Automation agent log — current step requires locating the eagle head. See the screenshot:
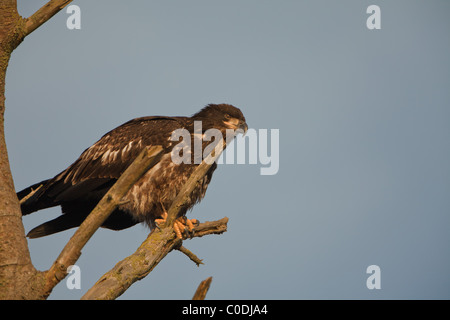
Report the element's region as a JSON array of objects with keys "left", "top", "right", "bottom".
[{"left": 193, "top": 103, "right": 248, "bottom": 133}]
